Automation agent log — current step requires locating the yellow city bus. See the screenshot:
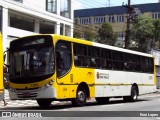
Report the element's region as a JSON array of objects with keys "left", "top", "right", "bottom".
[
  {"left": 0, "top": 33, "right": 4, "bottom": 101},
  {"left": 7, "top": 34, "right": 156, "bottom": 107}
]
